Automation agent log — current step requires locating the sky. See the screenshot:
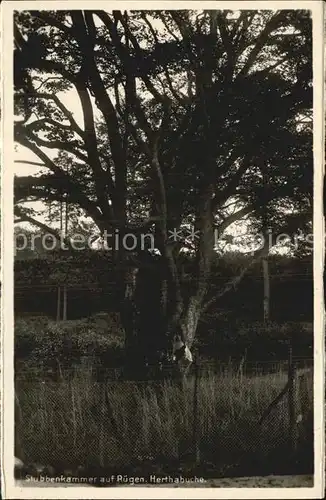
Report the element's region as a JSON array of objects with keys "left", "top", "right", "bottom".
[{"left": 15, "top": 84, "right": 91, "bottom": 223}]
